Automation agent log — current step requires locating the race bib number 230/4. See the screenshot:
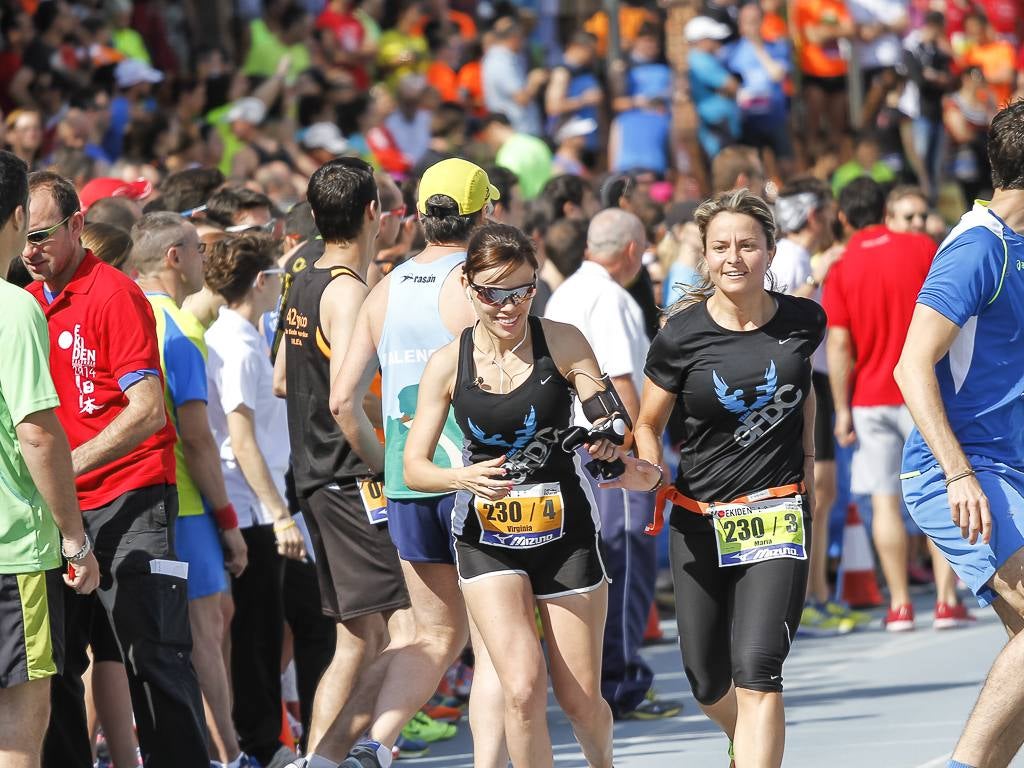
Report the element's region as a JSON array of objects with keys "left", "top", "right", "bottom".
[
  {"left": 711, "top": 496, "right": 806, "bottom": 567},
  {"left": 475, "top": 483, "right": 564, "bottom": 549}
]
